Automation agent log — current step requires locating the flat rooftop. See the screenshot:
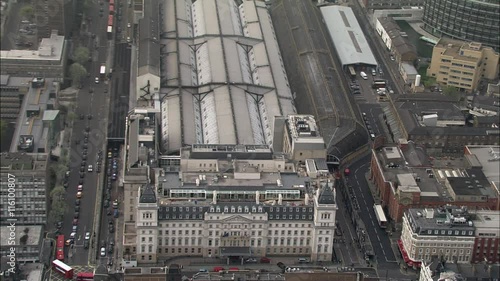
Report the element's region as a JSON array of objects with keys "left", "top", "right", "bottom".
[
  {"left": 407, "top": 207, "right": 475, "bottom": 232},
  {"left": 471, "top": 210, "right": 500, "bottom": 231},
  {"left": 464, "top": 145, "right": 500, "bottom": 191},
  {"left": 0, "top": 31, "right": 65, "bottom": 62},
  {"left": 0, "top": 225, "right": 42, "bottom": 247},
  {"left": 374, "top": 143, "right": 452, "bottom": 201}
]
